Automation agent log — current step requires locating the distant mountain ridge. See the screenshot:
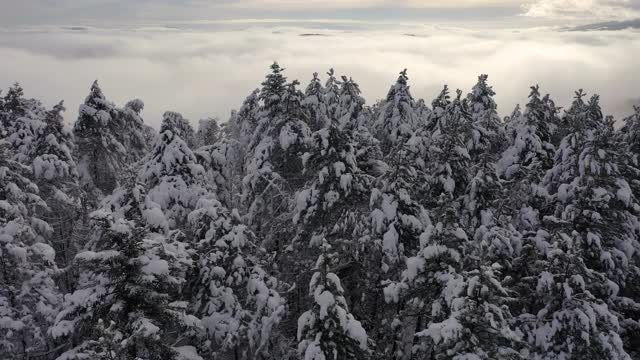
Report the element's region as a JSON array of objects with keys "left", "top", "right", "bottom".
[{"left": 564, "top": 18, "right": 640, "bottom": 31}]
